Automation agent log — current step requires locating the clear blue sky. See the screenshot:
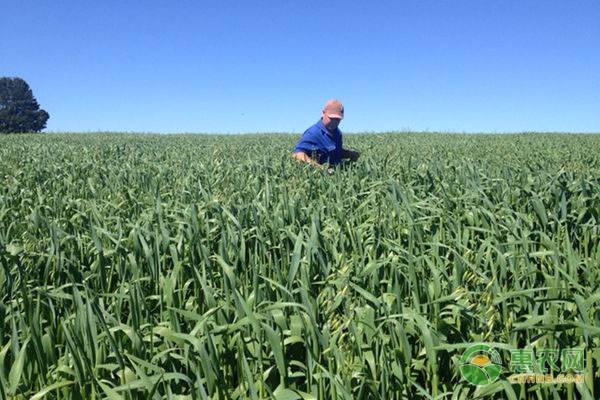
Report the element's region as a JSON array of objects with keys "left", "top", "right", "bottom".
[{"left": 2, "top": 0, "right": 599, "bottom": 133}]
